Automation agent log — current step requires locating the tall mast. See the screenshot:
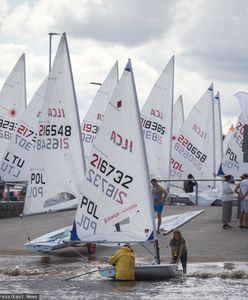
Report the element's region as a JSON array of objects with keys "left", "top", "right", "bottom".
[
  {"left": 48, "top": 33, "right": 60, "bottom": 73},
  {"left": 167, "top": 55, "right": 175, "bottom": 193},
  {"left": 210, "top": 83, "right": 216, "bottom": 188},
  {"left": 129, "top": 58, "right": 160, "bottom": 263},
  {"left": 63, "top": 32, "right": 86, "bottom": 175}
]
